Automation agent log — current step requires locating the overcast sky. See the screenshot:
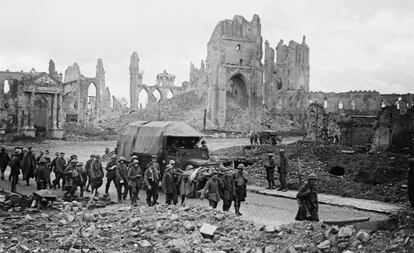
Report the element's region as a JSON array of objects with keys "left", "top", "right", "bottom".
[{"left": 0, "top": 0, "right": 413, "bottom": 99}]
